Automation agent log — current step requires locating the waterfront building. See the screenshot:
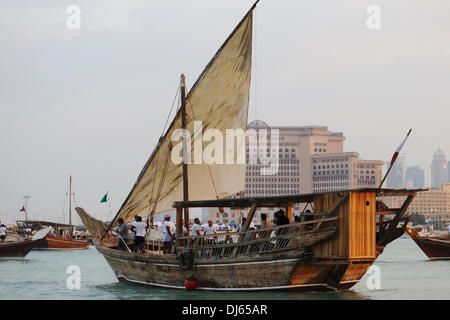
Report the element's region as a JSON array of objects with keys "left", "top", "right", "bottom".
[
  {"left": 431, "top": 149, "right": 448, "bottom": 187},
  {"left": 209, "top": 120, "right": 384, "bottom": 226},
  {"left": 384, "top": 183, "right": 450, "bottom": 224},
  {"left": 405, "top": 166, "right": 425, "bottom": 188},
  {"left": 448, "top": 161, "right": 450, "bottom": 183}
]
